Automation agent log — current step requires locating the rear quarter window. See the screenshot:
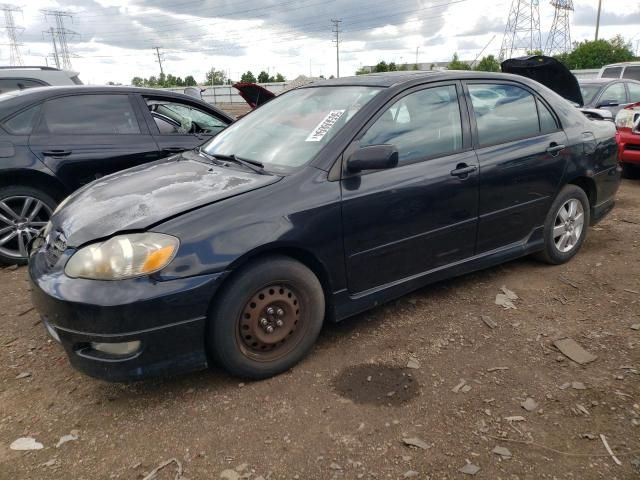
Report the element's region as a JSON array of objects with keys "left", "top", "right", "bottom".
[
  {"left": 2, "top": 104, "right": 42, "bottom": 135},
  {"left": 0, "top": 78, "right": 47, "bottom": 94},
  {"left": 622, "top": 66, "right": 640, "bottom": 81}
]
